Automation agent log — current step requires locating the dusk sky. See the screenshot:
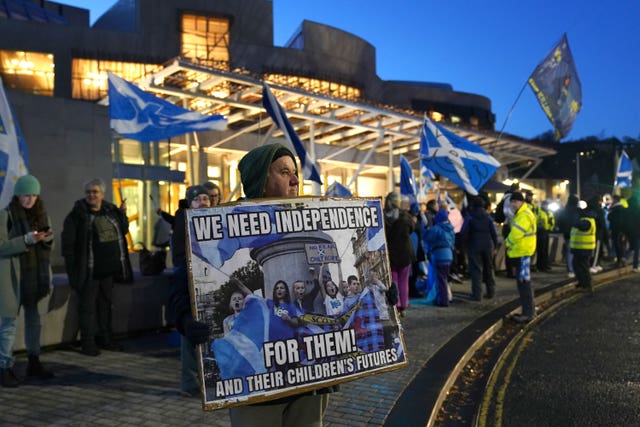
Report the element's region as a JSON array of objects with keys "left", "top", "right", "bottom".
[{"left": 63, "top": 0, "right": 640, "bottom": 141}]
